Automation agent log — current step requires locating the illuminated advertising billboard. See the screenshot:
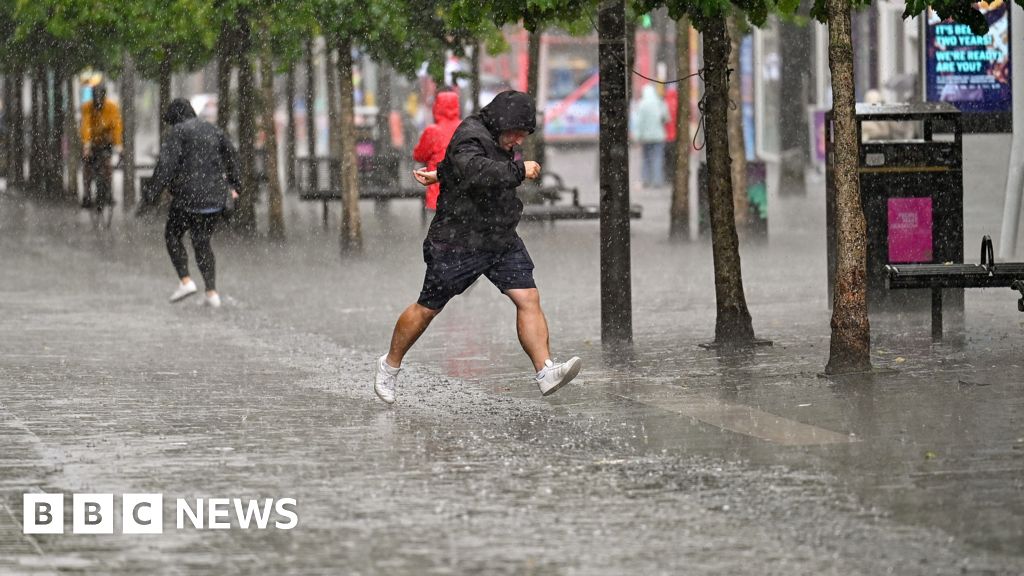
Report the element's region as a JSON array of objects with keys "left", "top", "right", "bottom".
[{"left": 924, "top": 1, "right": 1011, "bottom": 131}]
